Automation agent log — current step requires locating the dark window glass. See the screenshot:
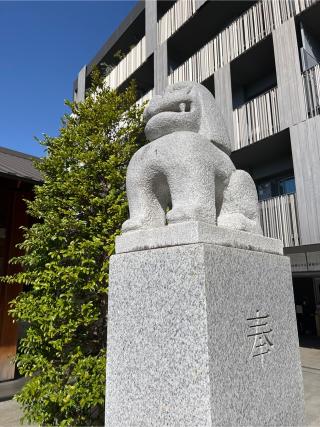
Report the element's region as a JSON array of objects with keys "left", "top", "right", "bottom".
[
  {"left": 257, "top": 176, "right": 296, "bottom": 201},
  {"left": 279, "top": 177, "right": 296, "bottom": 195},
  {"left": 257, "top": 182, "right": 272, "bottom": 201}
]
